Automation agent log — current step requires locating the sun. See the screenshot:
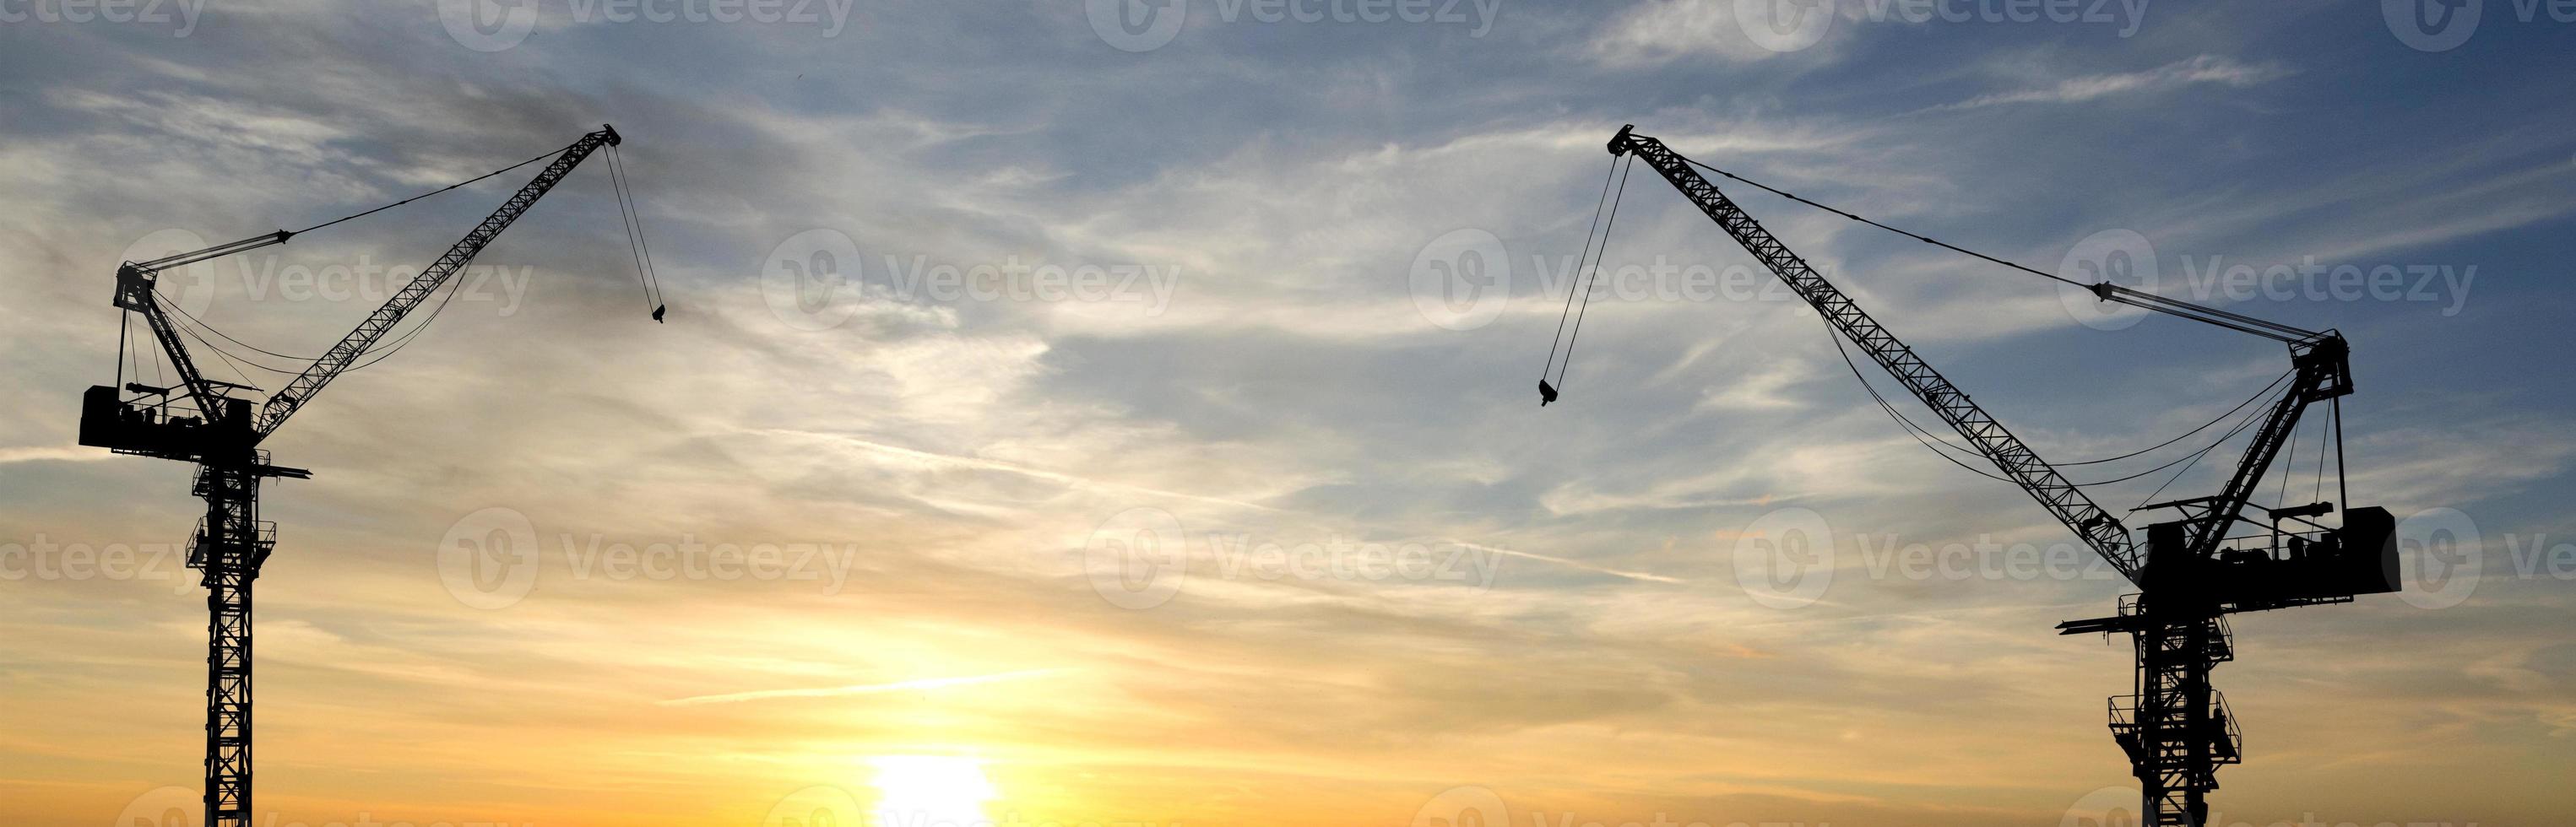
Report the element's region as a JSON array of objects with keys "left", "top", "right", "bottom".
[{"left": 868, "top": 755, "right": 998, "bottom": 827}]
